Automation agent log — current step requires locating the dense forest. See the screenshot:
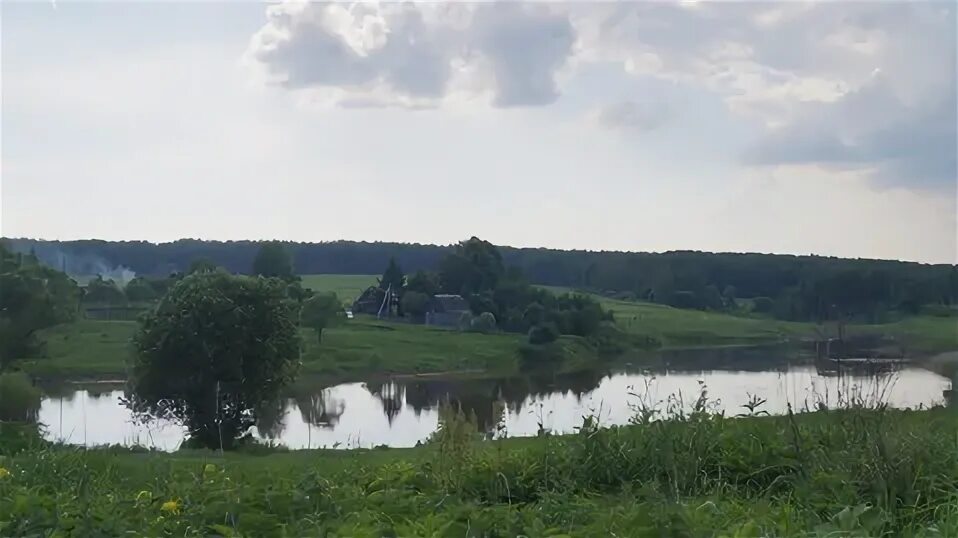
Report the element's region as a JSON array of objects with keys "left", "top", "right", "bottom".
[{"left": 5, "top": 237, "right": 956, "bottom": 323}]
